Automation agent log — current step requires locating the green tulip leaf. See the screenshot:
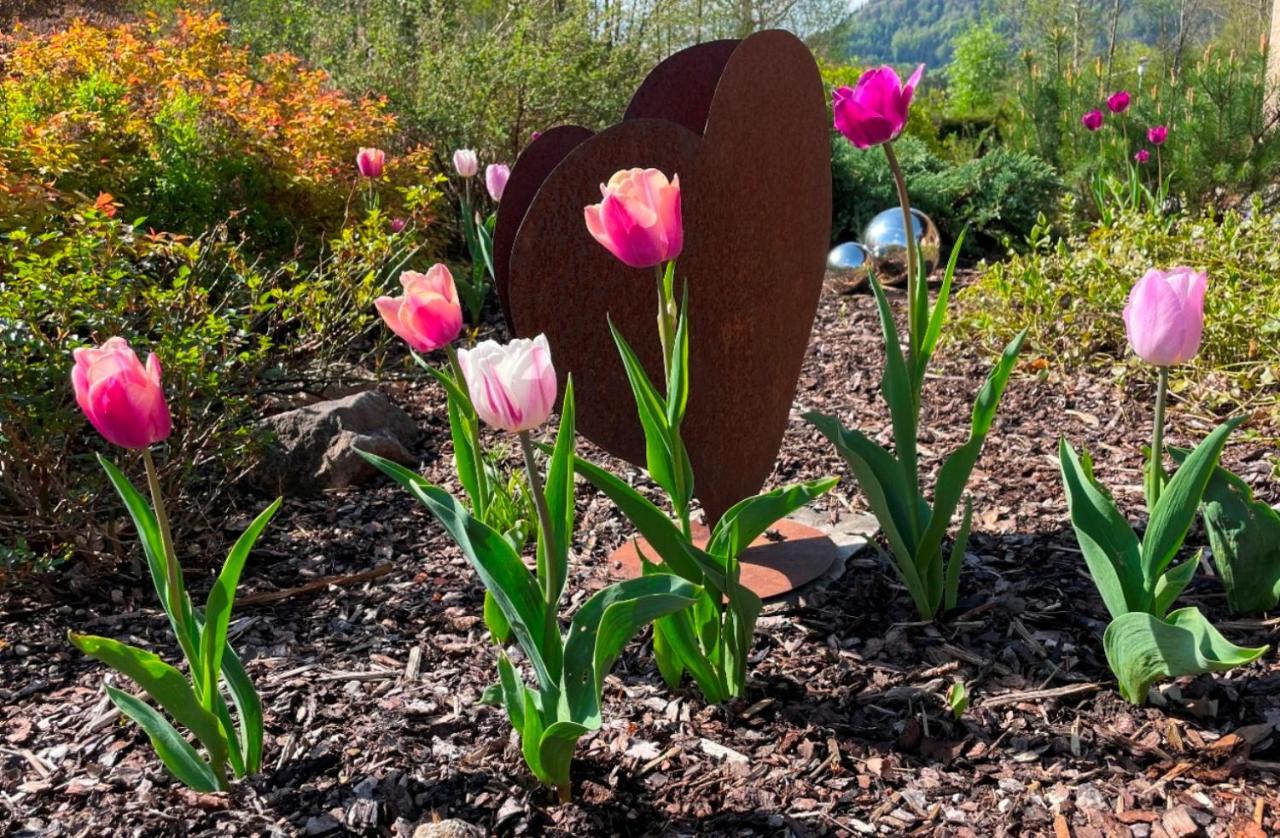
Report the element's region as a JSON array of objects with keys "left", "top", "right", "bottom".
[
  {"left": 706, "top": 477, "right": 839, "bottom": 562},
  {"left": 1103, "top": 607, "right": 1268, "bottom": 705},
  {"left": 105, "top": 685, "right": 220, "bottom": 792}
]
